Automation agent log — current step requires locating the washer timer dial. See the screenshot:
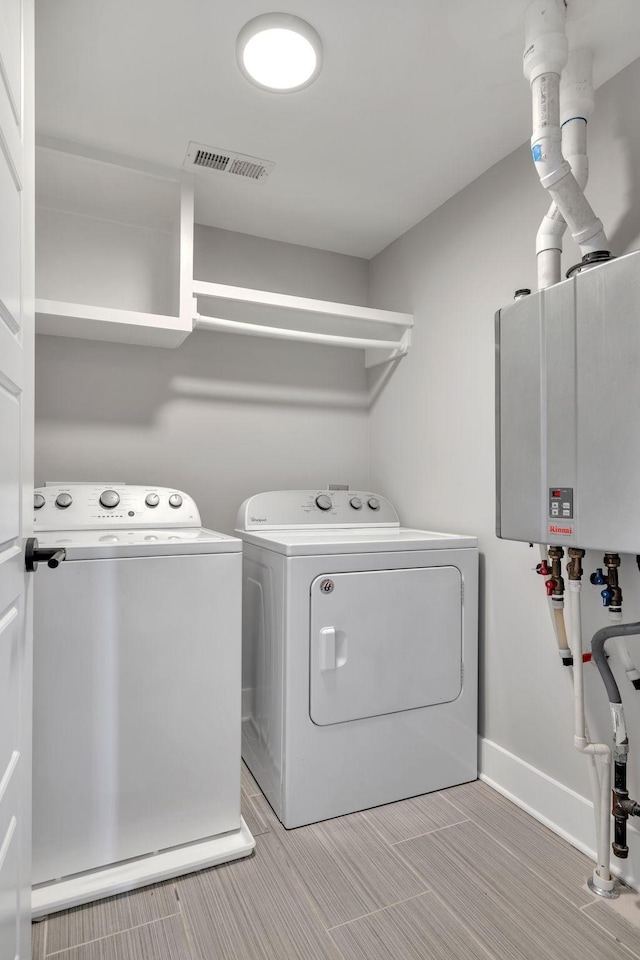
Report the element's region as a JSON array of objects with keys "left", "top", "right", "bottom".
[
  {"left": 315, "top": 494, "right": 332, "bottom": 511},
  {"left": 99, "top": 489, "right": 120, "bottom": 509}
]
